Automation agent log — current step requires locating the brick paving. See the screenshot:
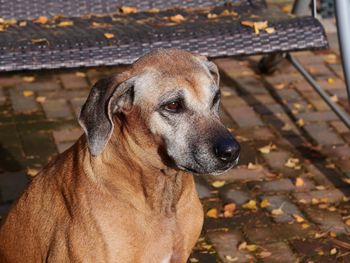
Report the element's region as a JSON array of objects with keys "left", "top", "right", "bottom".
[{"left": 1, "top": 28, "right": 350, "bottom": 263}]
